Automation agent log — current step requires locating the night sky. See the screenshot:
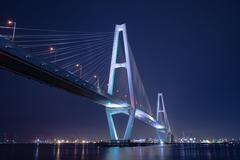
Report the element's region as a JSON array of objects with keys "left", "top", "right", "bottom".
[{"left": 0, "top": 0, "right": 240, "bottom": 141}]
